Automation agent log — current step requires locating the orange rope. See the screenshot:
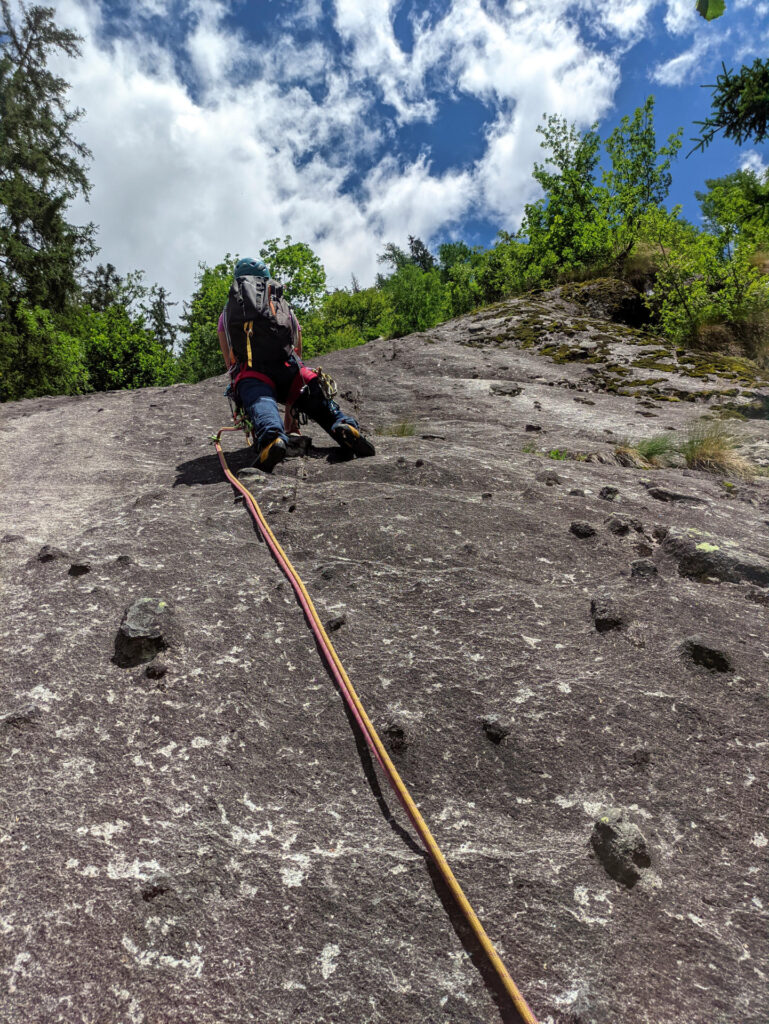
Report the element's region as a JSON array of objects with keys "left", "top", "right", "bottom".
[{"left": 212, "top": 426, "right": 539, "bottom": 1024}]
